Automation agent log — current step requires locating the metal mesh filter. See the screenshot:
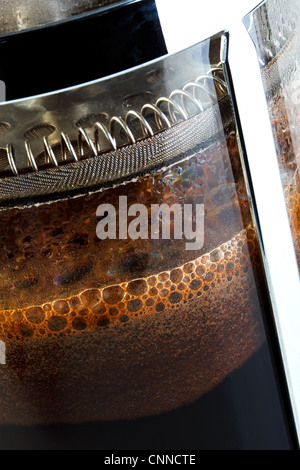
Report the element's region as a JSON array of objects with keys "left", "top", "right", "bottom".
[
  {"left": 0, "top": 34, "right": 231, "bottom": 207},
  {"left": 0, "top": 94, "right": 231, "bottom": 206}
]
